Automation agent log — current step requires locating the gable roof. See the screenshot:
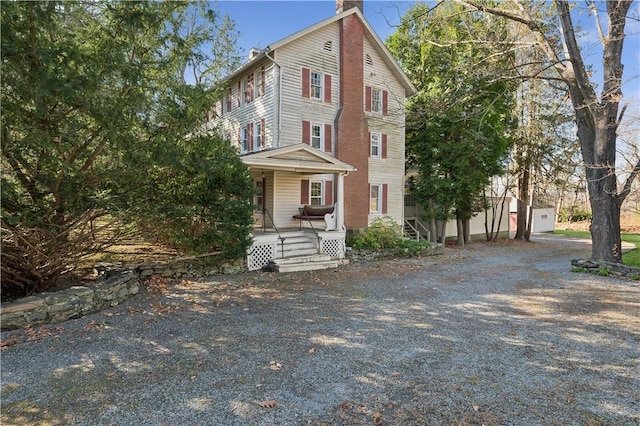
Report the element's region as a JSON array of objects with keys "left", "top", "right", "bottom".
[
  {"left": 224, "top": 8, "right": 416, "bottom": 95},
  {"left": 242, "top": 144, "right": 357, "bottom": 174}
]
